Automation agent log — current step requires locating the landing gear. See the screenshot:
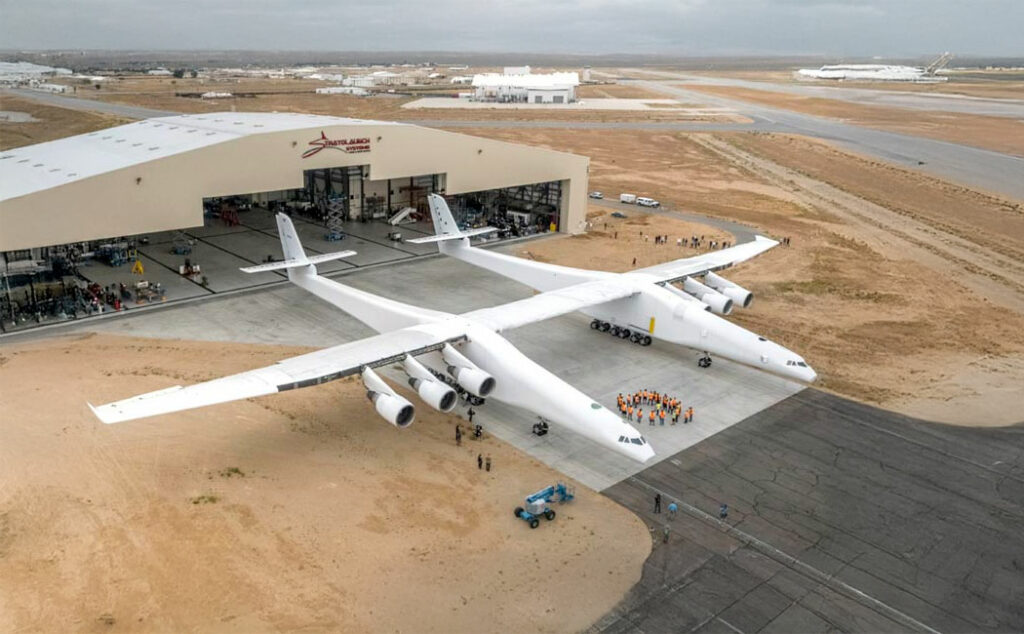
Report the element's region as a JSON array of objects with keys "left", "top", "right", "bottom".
[
  {"left": 698, "top": 353, "right": 712, "bottom": 369},
  {"left": 593, "top": 321, "right": 650, "bottom": 345}
]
